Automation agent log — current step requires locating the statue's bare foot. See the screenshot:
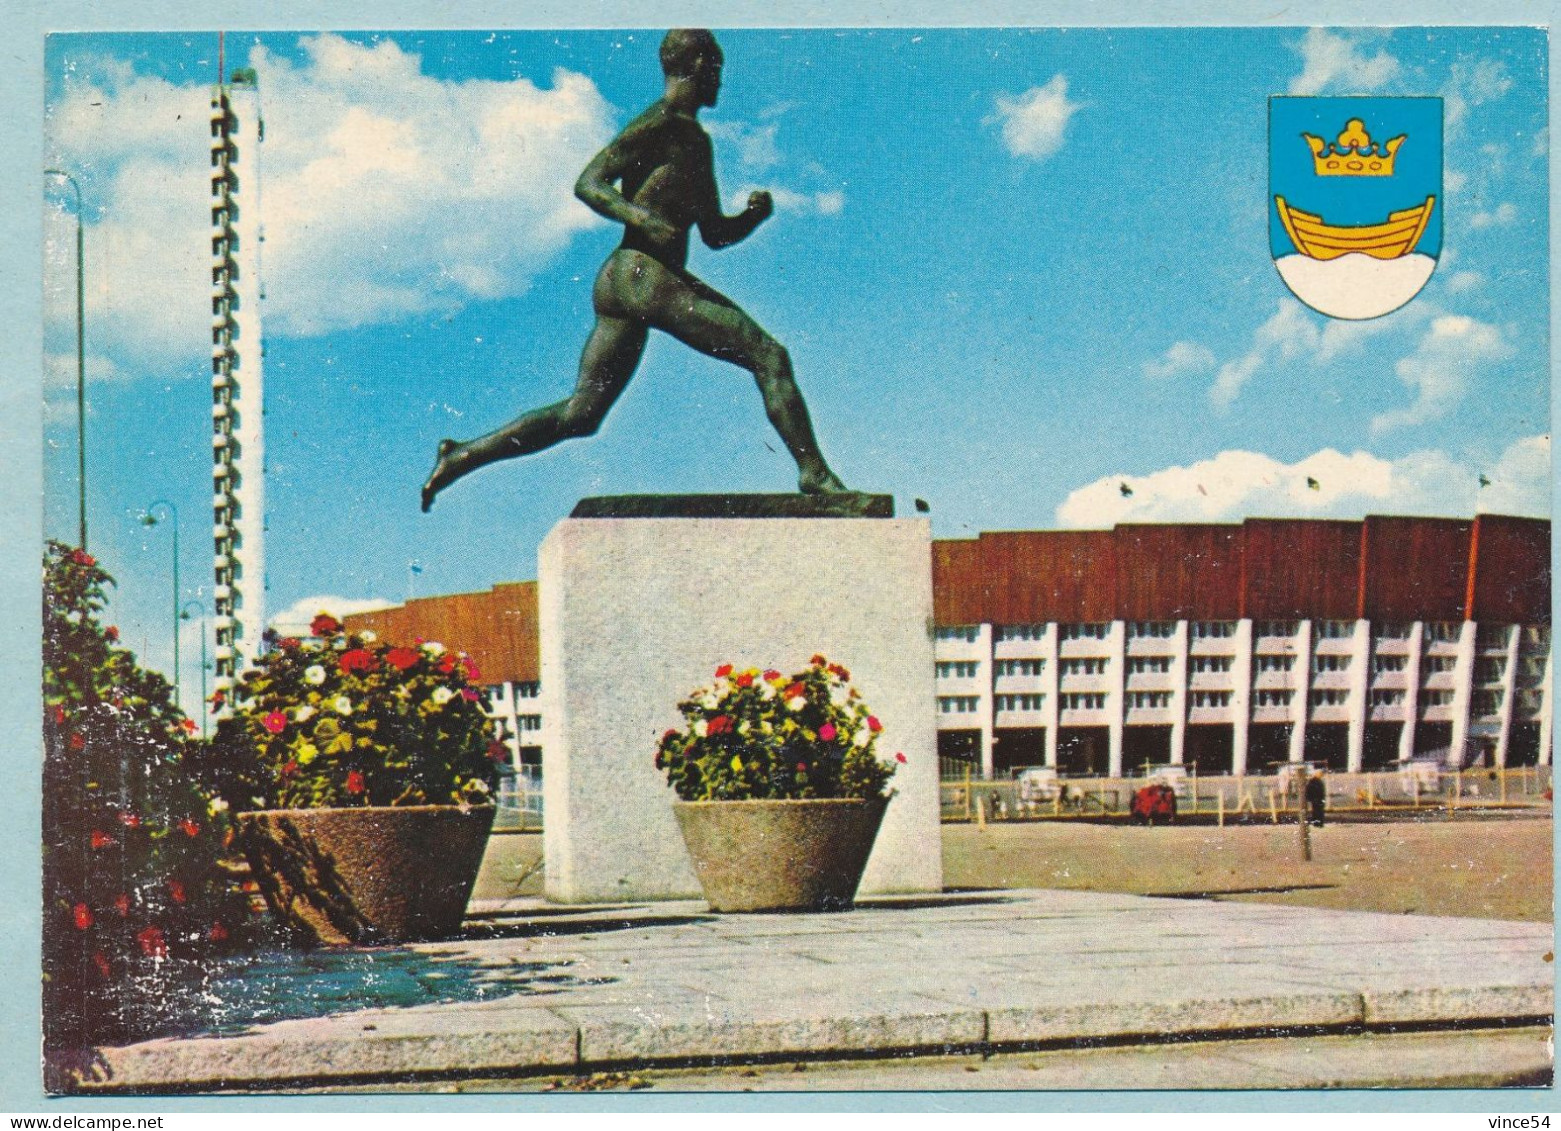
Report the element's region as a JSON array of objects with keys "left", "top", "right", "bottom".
[
  {"left": 420, "top": 439, "right": 460, "bottom": 513},
  {"left": 799, "top": 467, "right": 849, "bottom": 494}
]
